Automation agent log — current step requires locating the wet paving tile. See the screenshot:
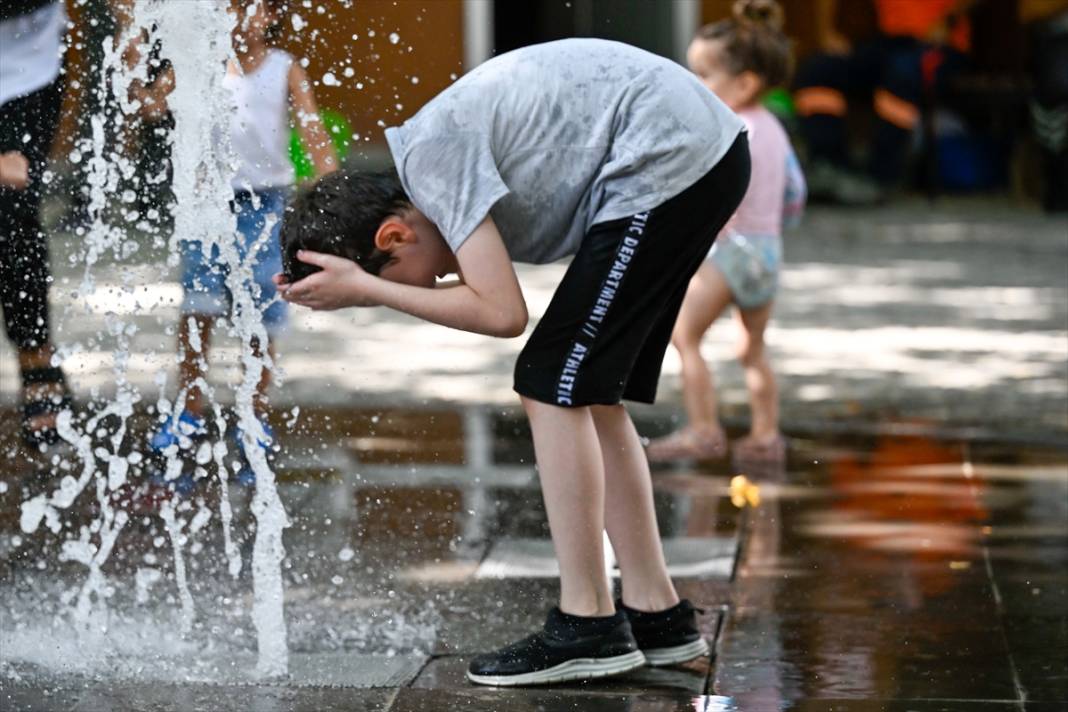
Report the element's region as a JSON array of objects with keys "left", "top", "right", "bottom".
[
  {"left": 780, "top": 702, "right": 1030, "bottom": 711},
  {"left": 0, "top": 685, "right": 398, "bottom": 712},
  {"left": 3, "top": 652, "right": 427, "bottom": 690},
  {"left": 995, "top": 575, "right": 1068, "bottom": 617},
  {"left": 476, "top": 537, "right": 735, "bottom": 579},
  {"left": 389, "top": 687, "right": 725, "bottom": 712},
  {"left": 1003, "top": 616, "right": 1068, "bottom": 702}
]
